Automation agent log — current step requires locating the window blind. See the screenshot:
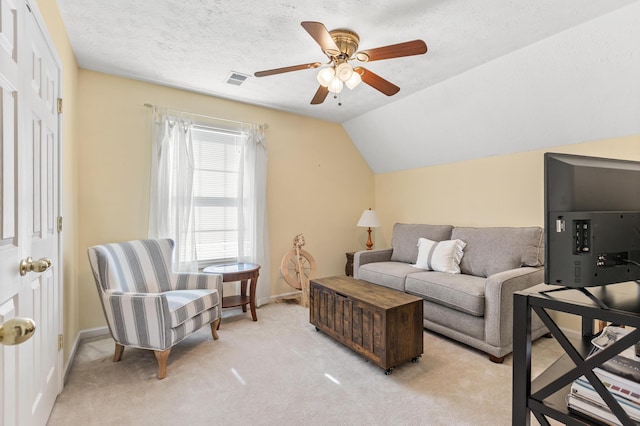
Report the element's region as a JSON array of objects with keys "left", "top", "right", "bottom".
[{"left": 192, "top": 125, "right": 241, "bottom": 262}]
